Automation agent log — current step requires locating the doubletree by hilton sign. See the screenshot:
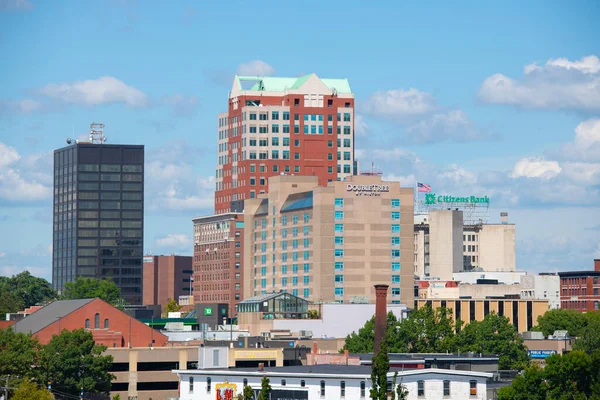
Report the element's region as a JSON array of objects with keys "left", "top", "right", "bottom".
[
  {"left": 425, "top": 193, "right": 490, "bottom": 205},
  {"left": 346, "top": 184, "right": 390, "bottom": 197}
]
